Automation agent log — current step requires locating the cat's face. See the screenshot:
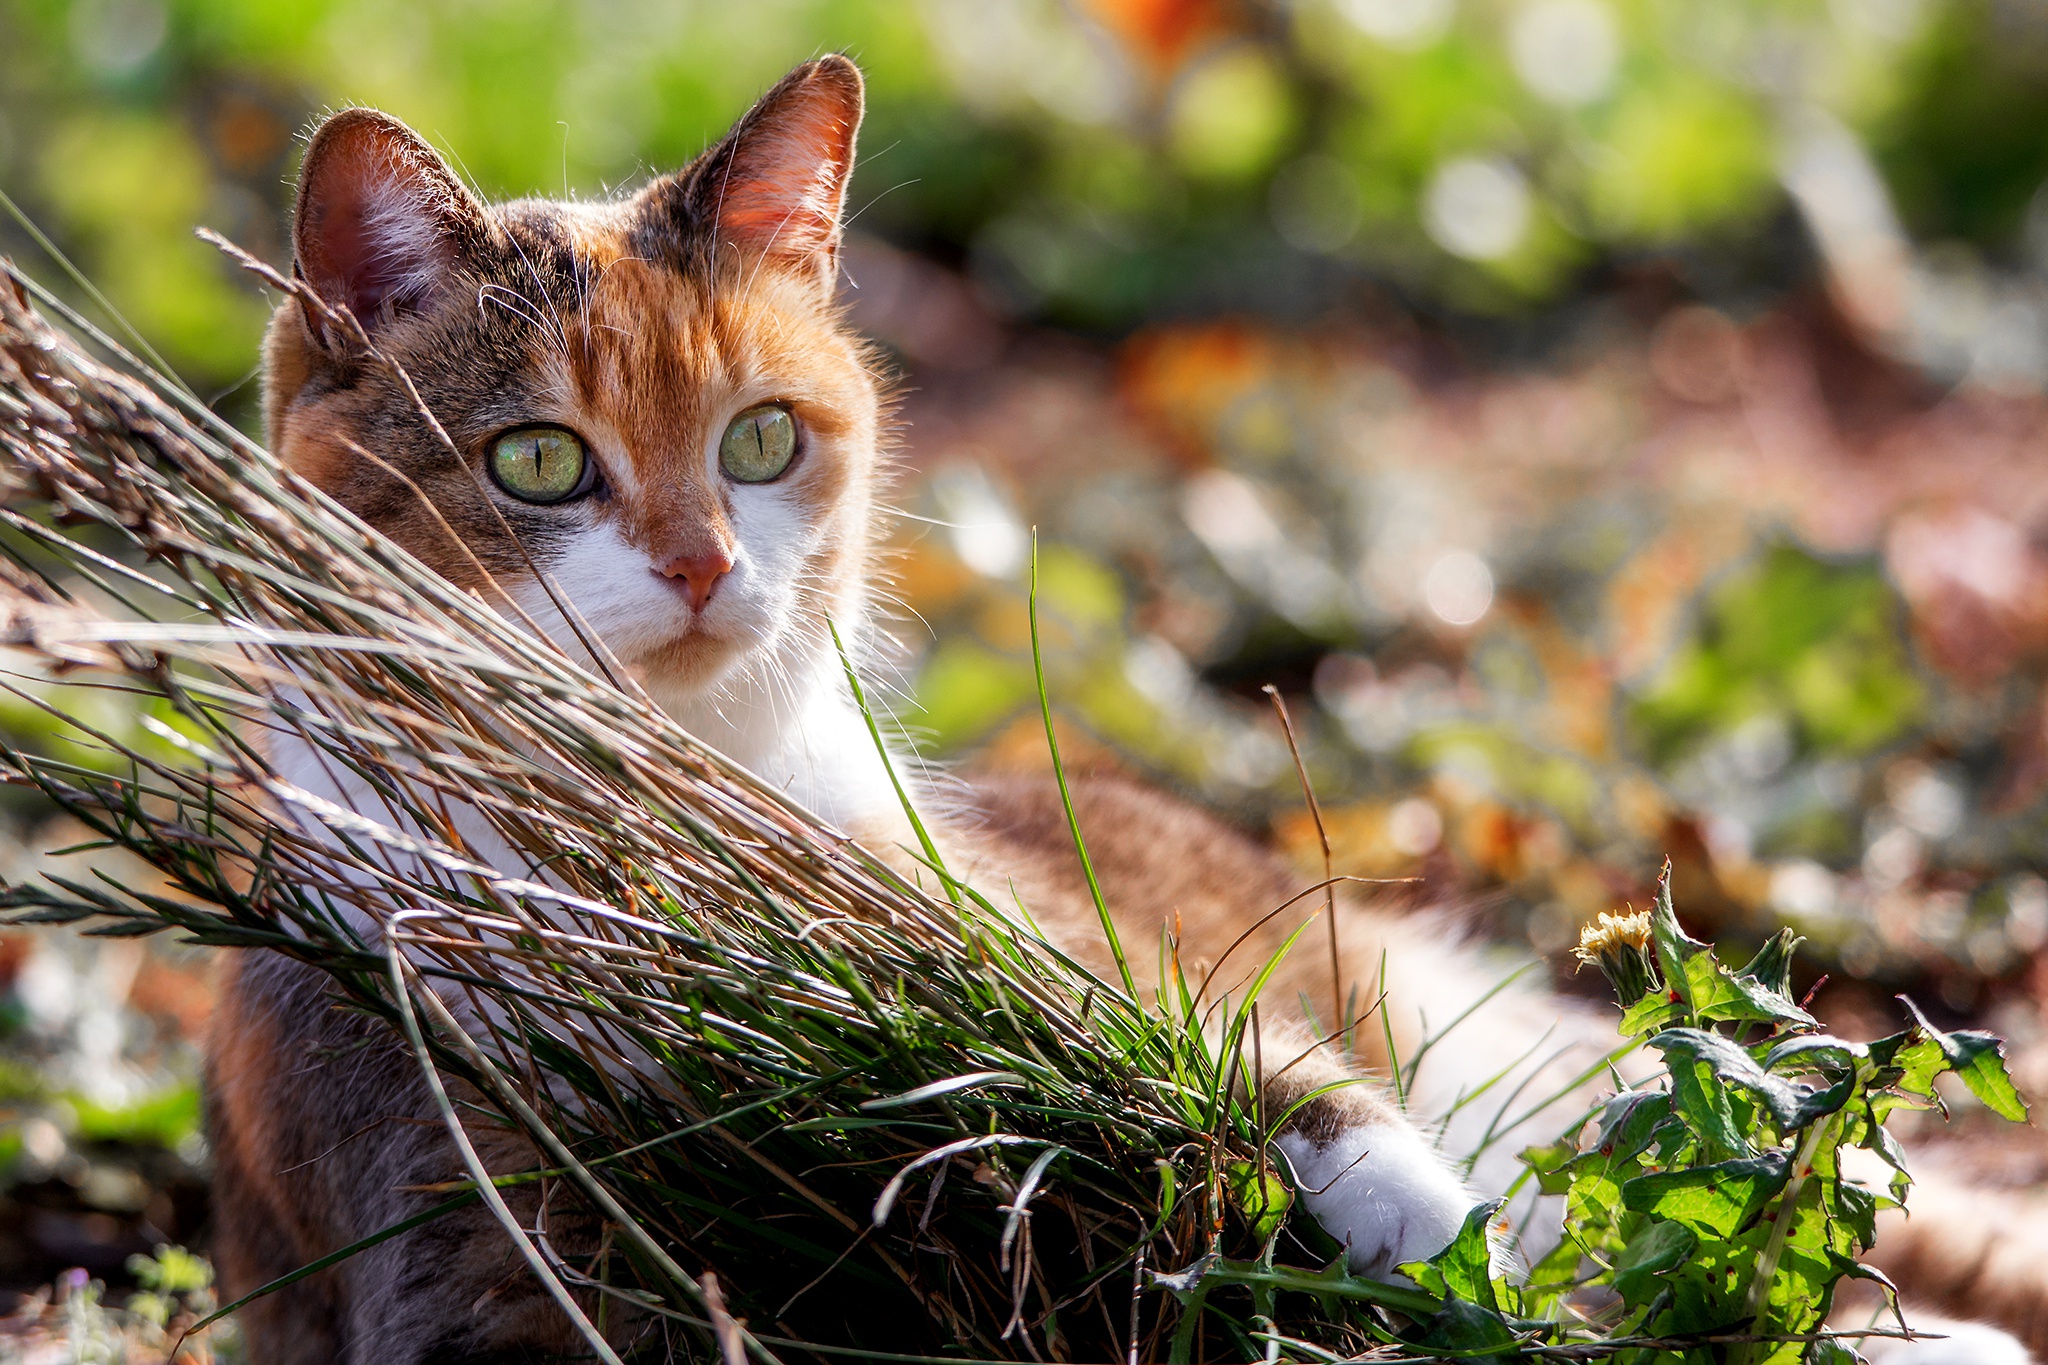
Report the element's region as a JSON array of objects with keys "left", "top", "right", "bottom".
[{"left": 264, "top": 58, "right": 882, "bottom": 702}]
